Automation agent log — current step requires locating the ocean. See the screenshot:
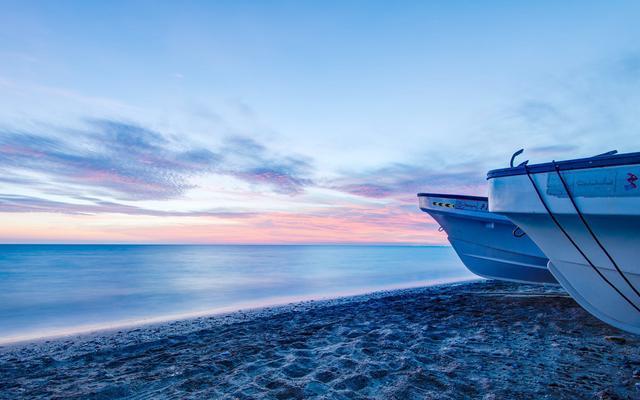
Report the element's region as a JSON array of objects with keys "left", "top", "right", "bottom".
[{"left": 0, "top": 245, "right": 474, "bottom": 343}]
